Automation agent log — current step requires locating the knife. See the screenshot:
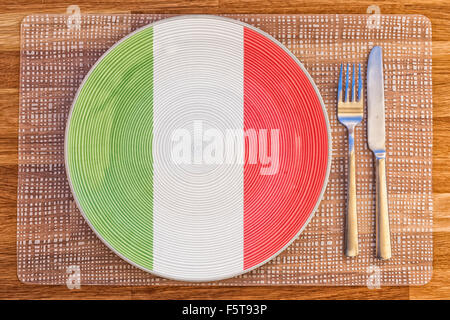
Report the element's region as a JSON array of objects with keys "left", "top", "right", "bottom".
[{"left": 367, "top": 46, "right": 392, "bottom": 260}]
